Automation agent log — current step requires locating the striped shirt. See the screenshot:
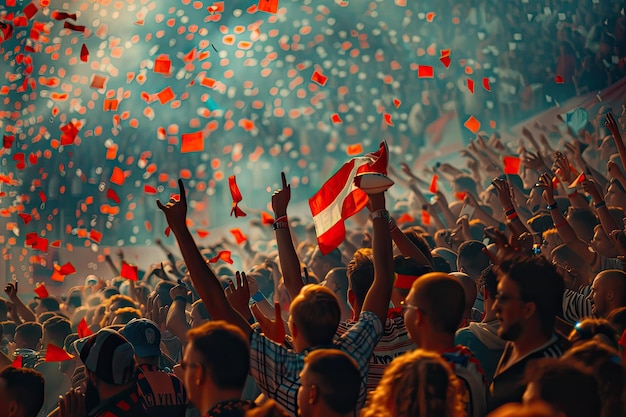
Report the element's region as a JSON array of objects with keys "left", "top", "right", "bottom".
[
  {"left": 335, "top": 309, "right": 415, "bottom": 393},
  {"left": 488, "top": 335, "right": 563, "bottom": 412},
  {"left": 562, "top": 285, "right": 594, "bottom": 324},
  {"left": 249, "top": 311, "right": 383, "bottom": 417}
]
